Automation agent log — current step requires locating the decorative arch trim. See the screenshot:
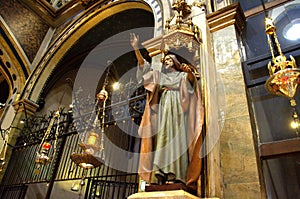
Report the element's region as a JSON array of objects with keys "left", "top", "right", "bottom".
[
  {"left": 0, "top": 17, "right": 31, "bottom": 101},
  {"left": 143, "top": 0, "right": 163, "bottom": 34},
  {"left": 21, "top": 1, "right": 154, "bottom": 102}
]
